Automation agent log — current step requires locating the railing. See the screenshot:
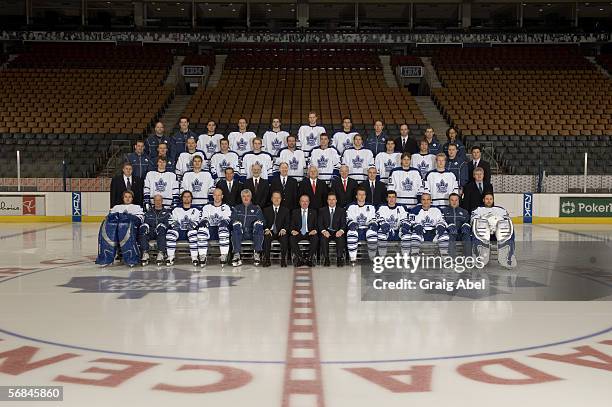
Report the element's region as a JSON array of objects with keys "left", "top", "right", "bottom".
[{"left": 99, "top": 140, "right": 132, "bottom": 178}]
